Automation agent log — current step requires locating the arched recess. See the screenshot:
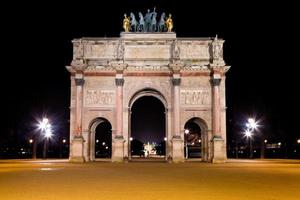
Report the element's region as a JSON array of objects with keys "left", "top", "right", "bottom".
[
  {"left": 128, "top": 88, "right": 168, "bottom": 160},
  {"left": 88, "top": 117, "right": 112, "bottom": 161},
  {"left": 183, "top": 117, "right": 208, "bottom": 161}
]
